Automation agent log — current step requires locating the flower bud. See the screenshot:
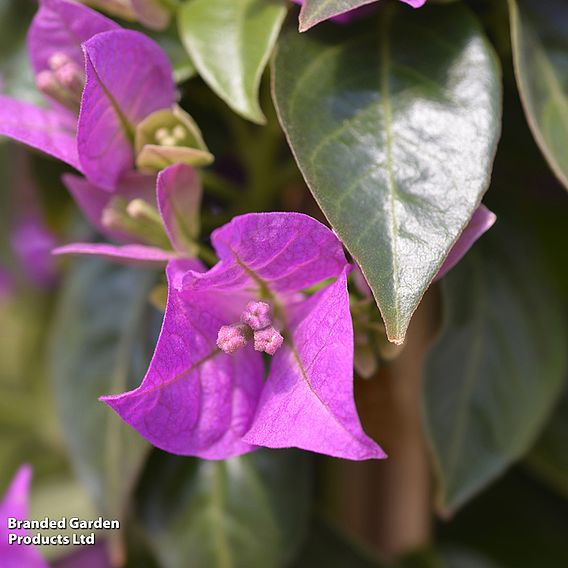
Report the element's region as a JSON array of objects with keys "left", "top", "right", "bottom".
[
  {"left": 217, "top": 324, "right": 252, "bottom": 354},
  {"left": 134, "top": 105, "right": 214, "bottom": 172},
  {"left": 101, "top": 198, "right": 170, "bottom": 249},
  {"left": 126, "top": 198, "right": 162, "bottom": 224},
  {"left": 253, "top": 326, "right": 284, "bottom": 356},
  {"left": 241, "top": 300, "right": 272, "bottom": 331},
  {"left": 48, "top": 53, "right": 70, "bottom": 71},
  {"left": 54, "top": 62, "right": 85, "bottom": 99},
  {"left": 36, "top": 52, "right": 84, "bottom": 112},
  {"left": 36, "top": 70, "right": 60, "bottom": 98}
]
